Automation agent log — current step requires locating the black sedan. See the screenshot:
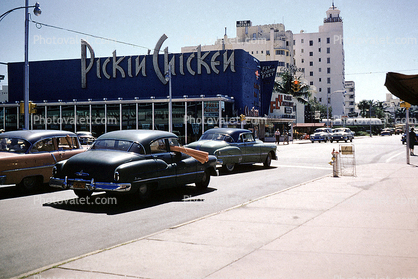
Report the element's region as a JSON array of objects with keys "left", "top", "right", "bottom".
[{"left": 50, "top": 130, "right": 218, "bottom": 200}]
